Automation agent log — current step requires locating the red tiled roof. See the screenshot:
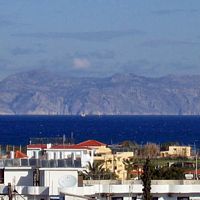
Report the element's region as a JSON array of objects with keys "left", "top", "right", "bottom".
[
  {"left": 27, "top": 140, "right": 105, "bottom": 150},
  {"left": 49, "top": 144, "right": 91, "bottom": 150},
  {"left": 15, "top": 151, "right": 27, "bottom": 158},
  {"left": 27, "top": 144, "right": 47, "bottom": 149},
  {"left": 77, "top": 140, "right": 106, "bottom": 147},
  {"left": 184, "top": 170, "right": 200, "bottom": 175},
  {"left": 130, "top": 170, "right": 143, "bottom": 175}
]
